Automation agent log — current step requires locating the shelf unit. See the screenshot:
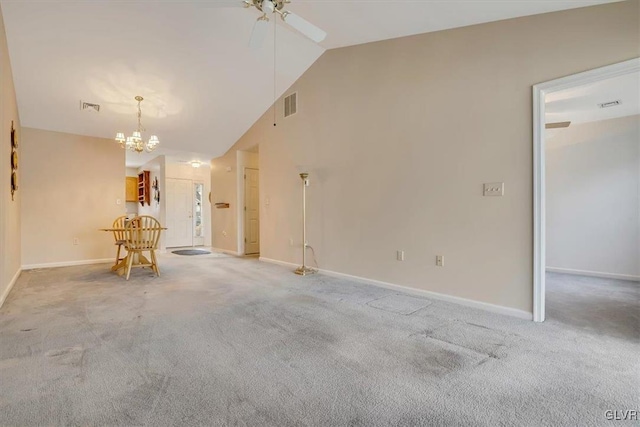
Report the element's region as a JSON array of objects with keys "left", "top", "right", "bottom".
[{"left": 138, "top": 170, "right": 150, "bottom": 206}]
